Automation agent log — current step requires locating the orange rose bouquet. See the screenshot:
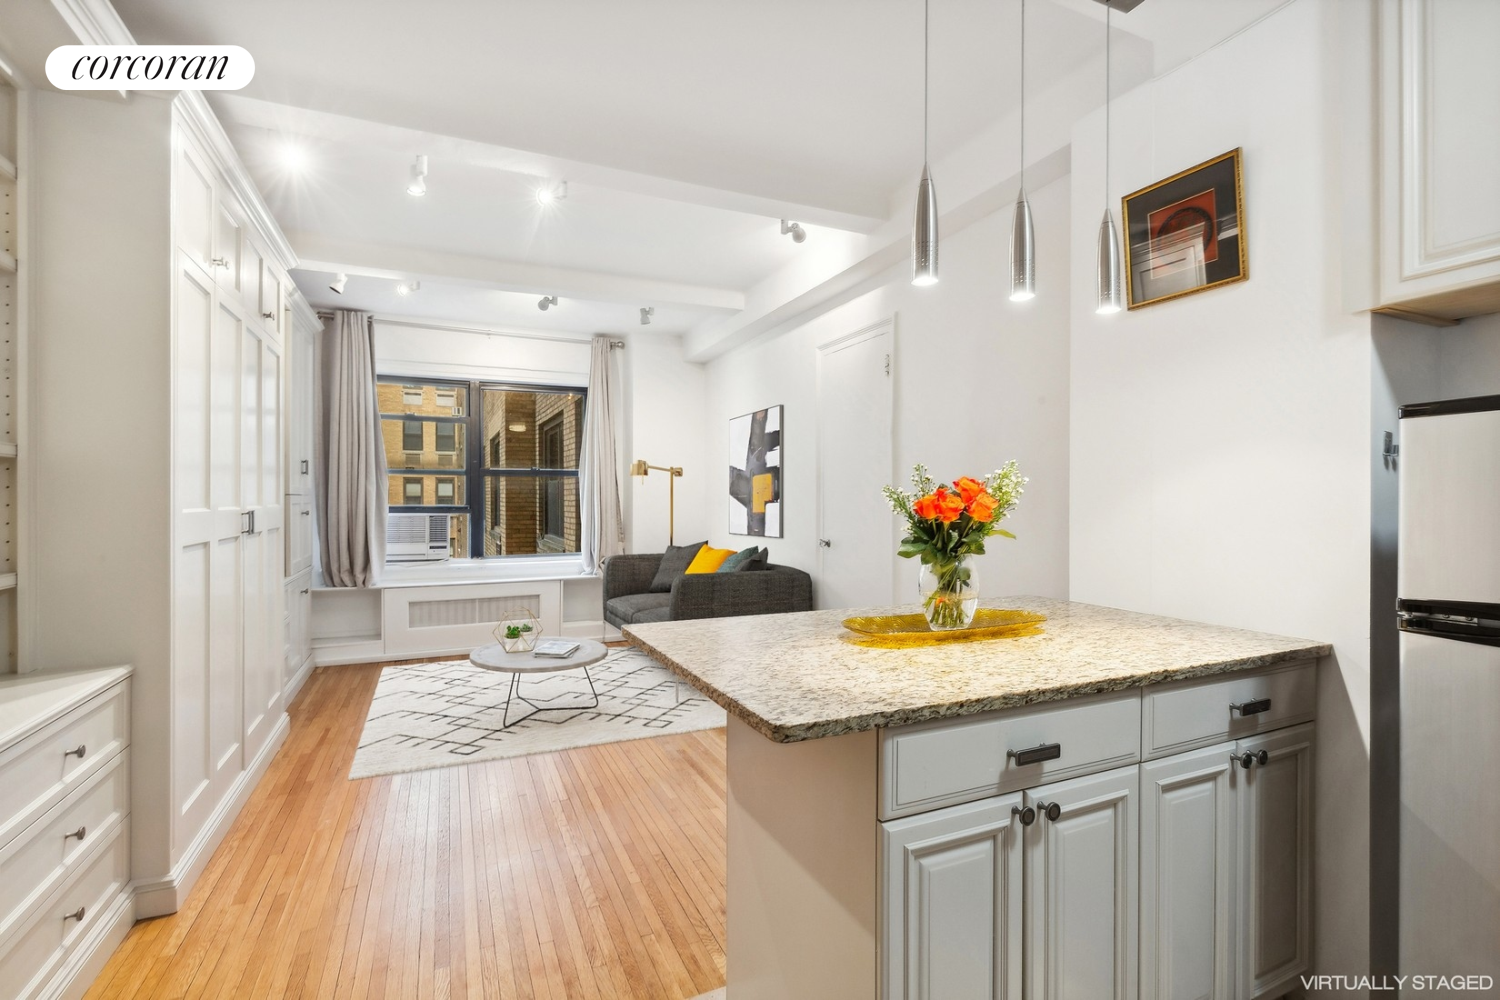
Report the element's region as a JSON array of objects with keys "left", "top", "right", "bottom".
[{"left": 883, "top": 462, "right": 1026, "bottom": 629}]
